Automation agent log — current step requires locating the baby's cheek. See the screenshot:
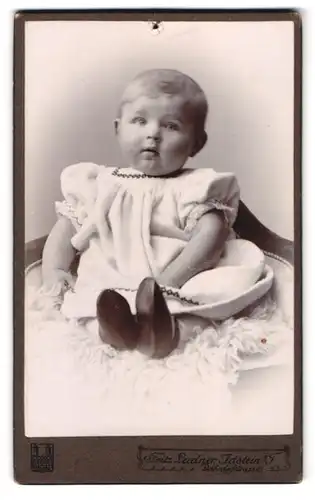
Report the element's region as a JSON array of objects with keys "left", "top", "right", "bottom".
[
  {"left": 172, "top": 143, "right": 193, "bottom": 161},
  {"left": 123, "top": 138, "right": 140, "bottom": 155}
]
